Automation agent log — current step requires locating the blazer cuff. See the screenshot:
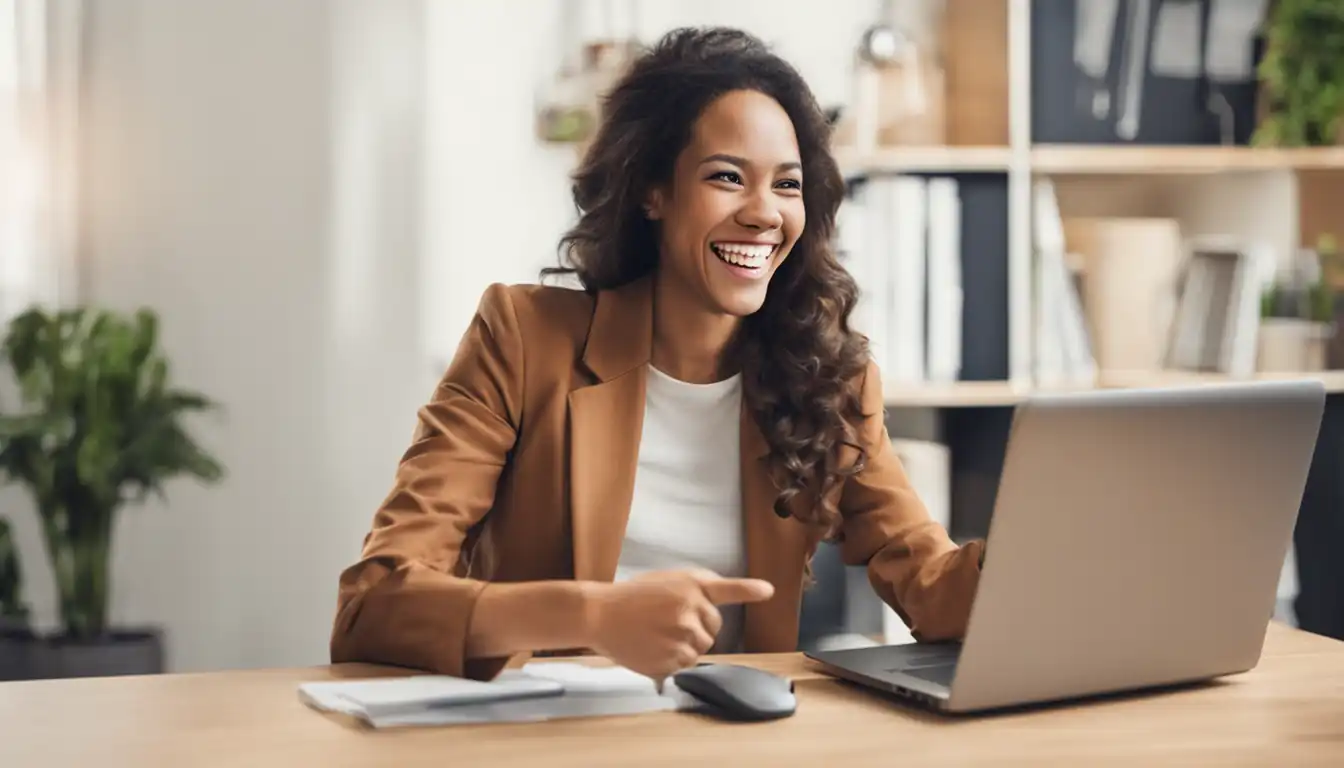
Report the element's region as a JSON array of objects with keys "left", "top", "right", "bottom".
[{"left": 333, "top": 563, "right": 507, "bottom": 680}]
